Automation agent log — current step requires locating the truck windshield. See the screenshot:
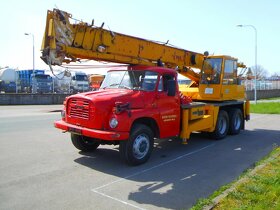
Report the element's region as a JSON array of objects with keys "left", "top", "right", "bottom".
[
  {"left": 75, "top": 75, "right": 88, "bottom": 81},
  {"left": 100, "top": 70, "right": 158, "bottom": 91},
  {"left": 34, "top": 75, "right": 51, "bottom": 80},
  {"left": 201, "top": 58, "right": 222, "bottom": 84}
]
